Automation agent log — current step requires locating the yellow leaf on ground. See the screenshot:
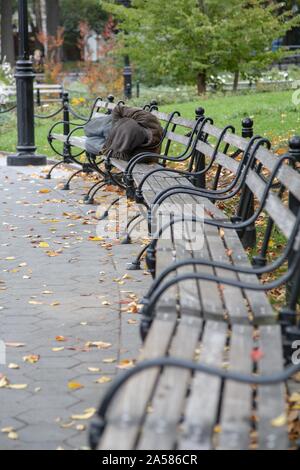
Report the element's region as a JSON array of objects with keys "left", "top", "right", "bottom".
[
  {"left": 8, "top": 363, "right": 20, "bottom": 370},
  {"left": 8, "top": 384, "right": 28, "bottom": 390},
  {"left": 38, "top": 189, "right": 51, "bottom": 194},
  {"left": 52, "top": 347, "right": 64, "bottom": 352},
  {"left": 95, "top": 376, "right": 112, "bottom": 384},
  {"left": 68, "top": 382, "right": 84, "bottom": 391},
  {"left": 1, "top": 427, "right": 14, "bottom": 434},
  {"left": 290, "top": 393, "right": 300, "bottom": 403},
  {"left": 271, "top": 413, "right": 287, "bottom": 427},
  {"left": 102, "top": 358, "right": 116, "bottom": 364},
  {"left": 88, "top": 367, "right": 101, "bottom": 373},
  {"left": 71, "top": 408, "right": 96, "bottom": 421},
  {"left": 46, "top": 251, "right": 60, "bottom": 257},
  {"left": 23, "top": 355, "right": 40, "bottom": 364},
  {"left": 117, "top": 359, "right": 135, "bottom": 369},
  {"left": 0, "top": 376, "right": 9, "bottom": 388},
  {"left": 56, "top": 336, "right": 66, "bottom": 342},
  {"left": 76, "top": 424, "right": 86, "bottom": 431},
  {"left": 38, "top": 242, "right": 50, "bottom": 248},
  {"left": 8, "top": 431, "right": 18, "bottom": 440}
]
